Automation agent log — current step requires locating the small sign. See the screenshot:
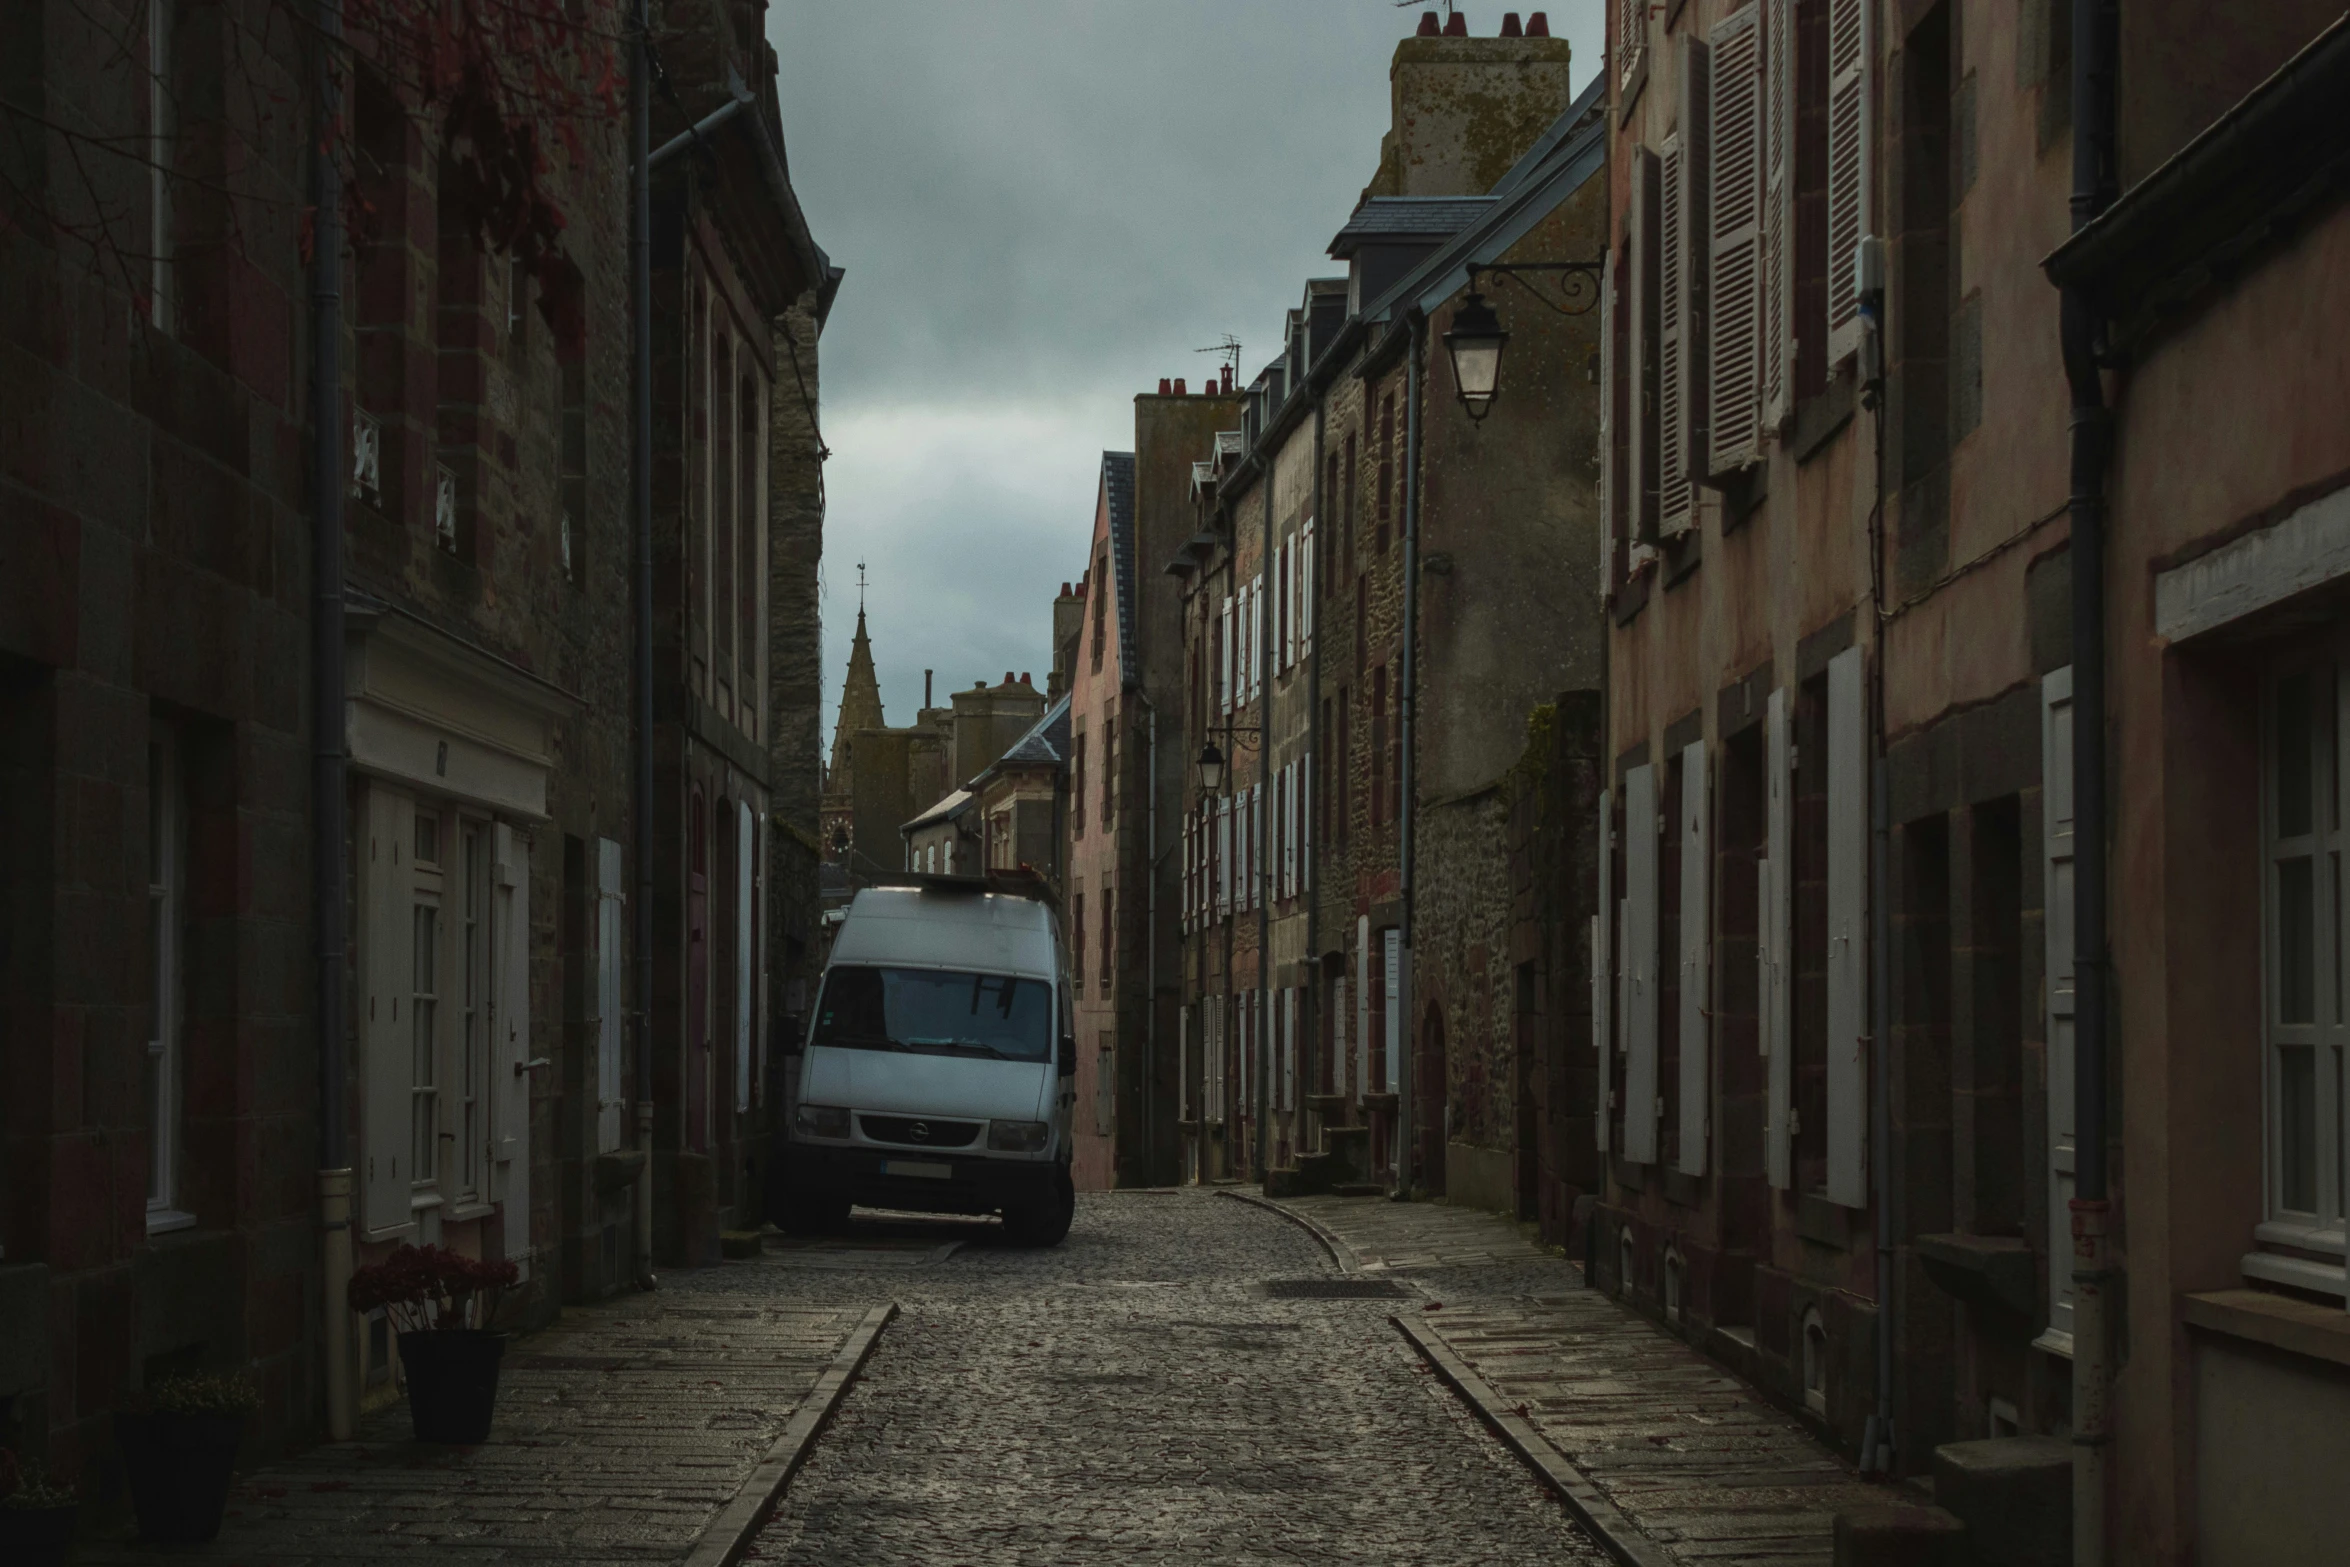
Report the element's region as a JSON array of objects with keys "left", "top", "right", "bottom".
[{"left": 880, "top": 1159, "right": 951, "bottom": 1180}]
